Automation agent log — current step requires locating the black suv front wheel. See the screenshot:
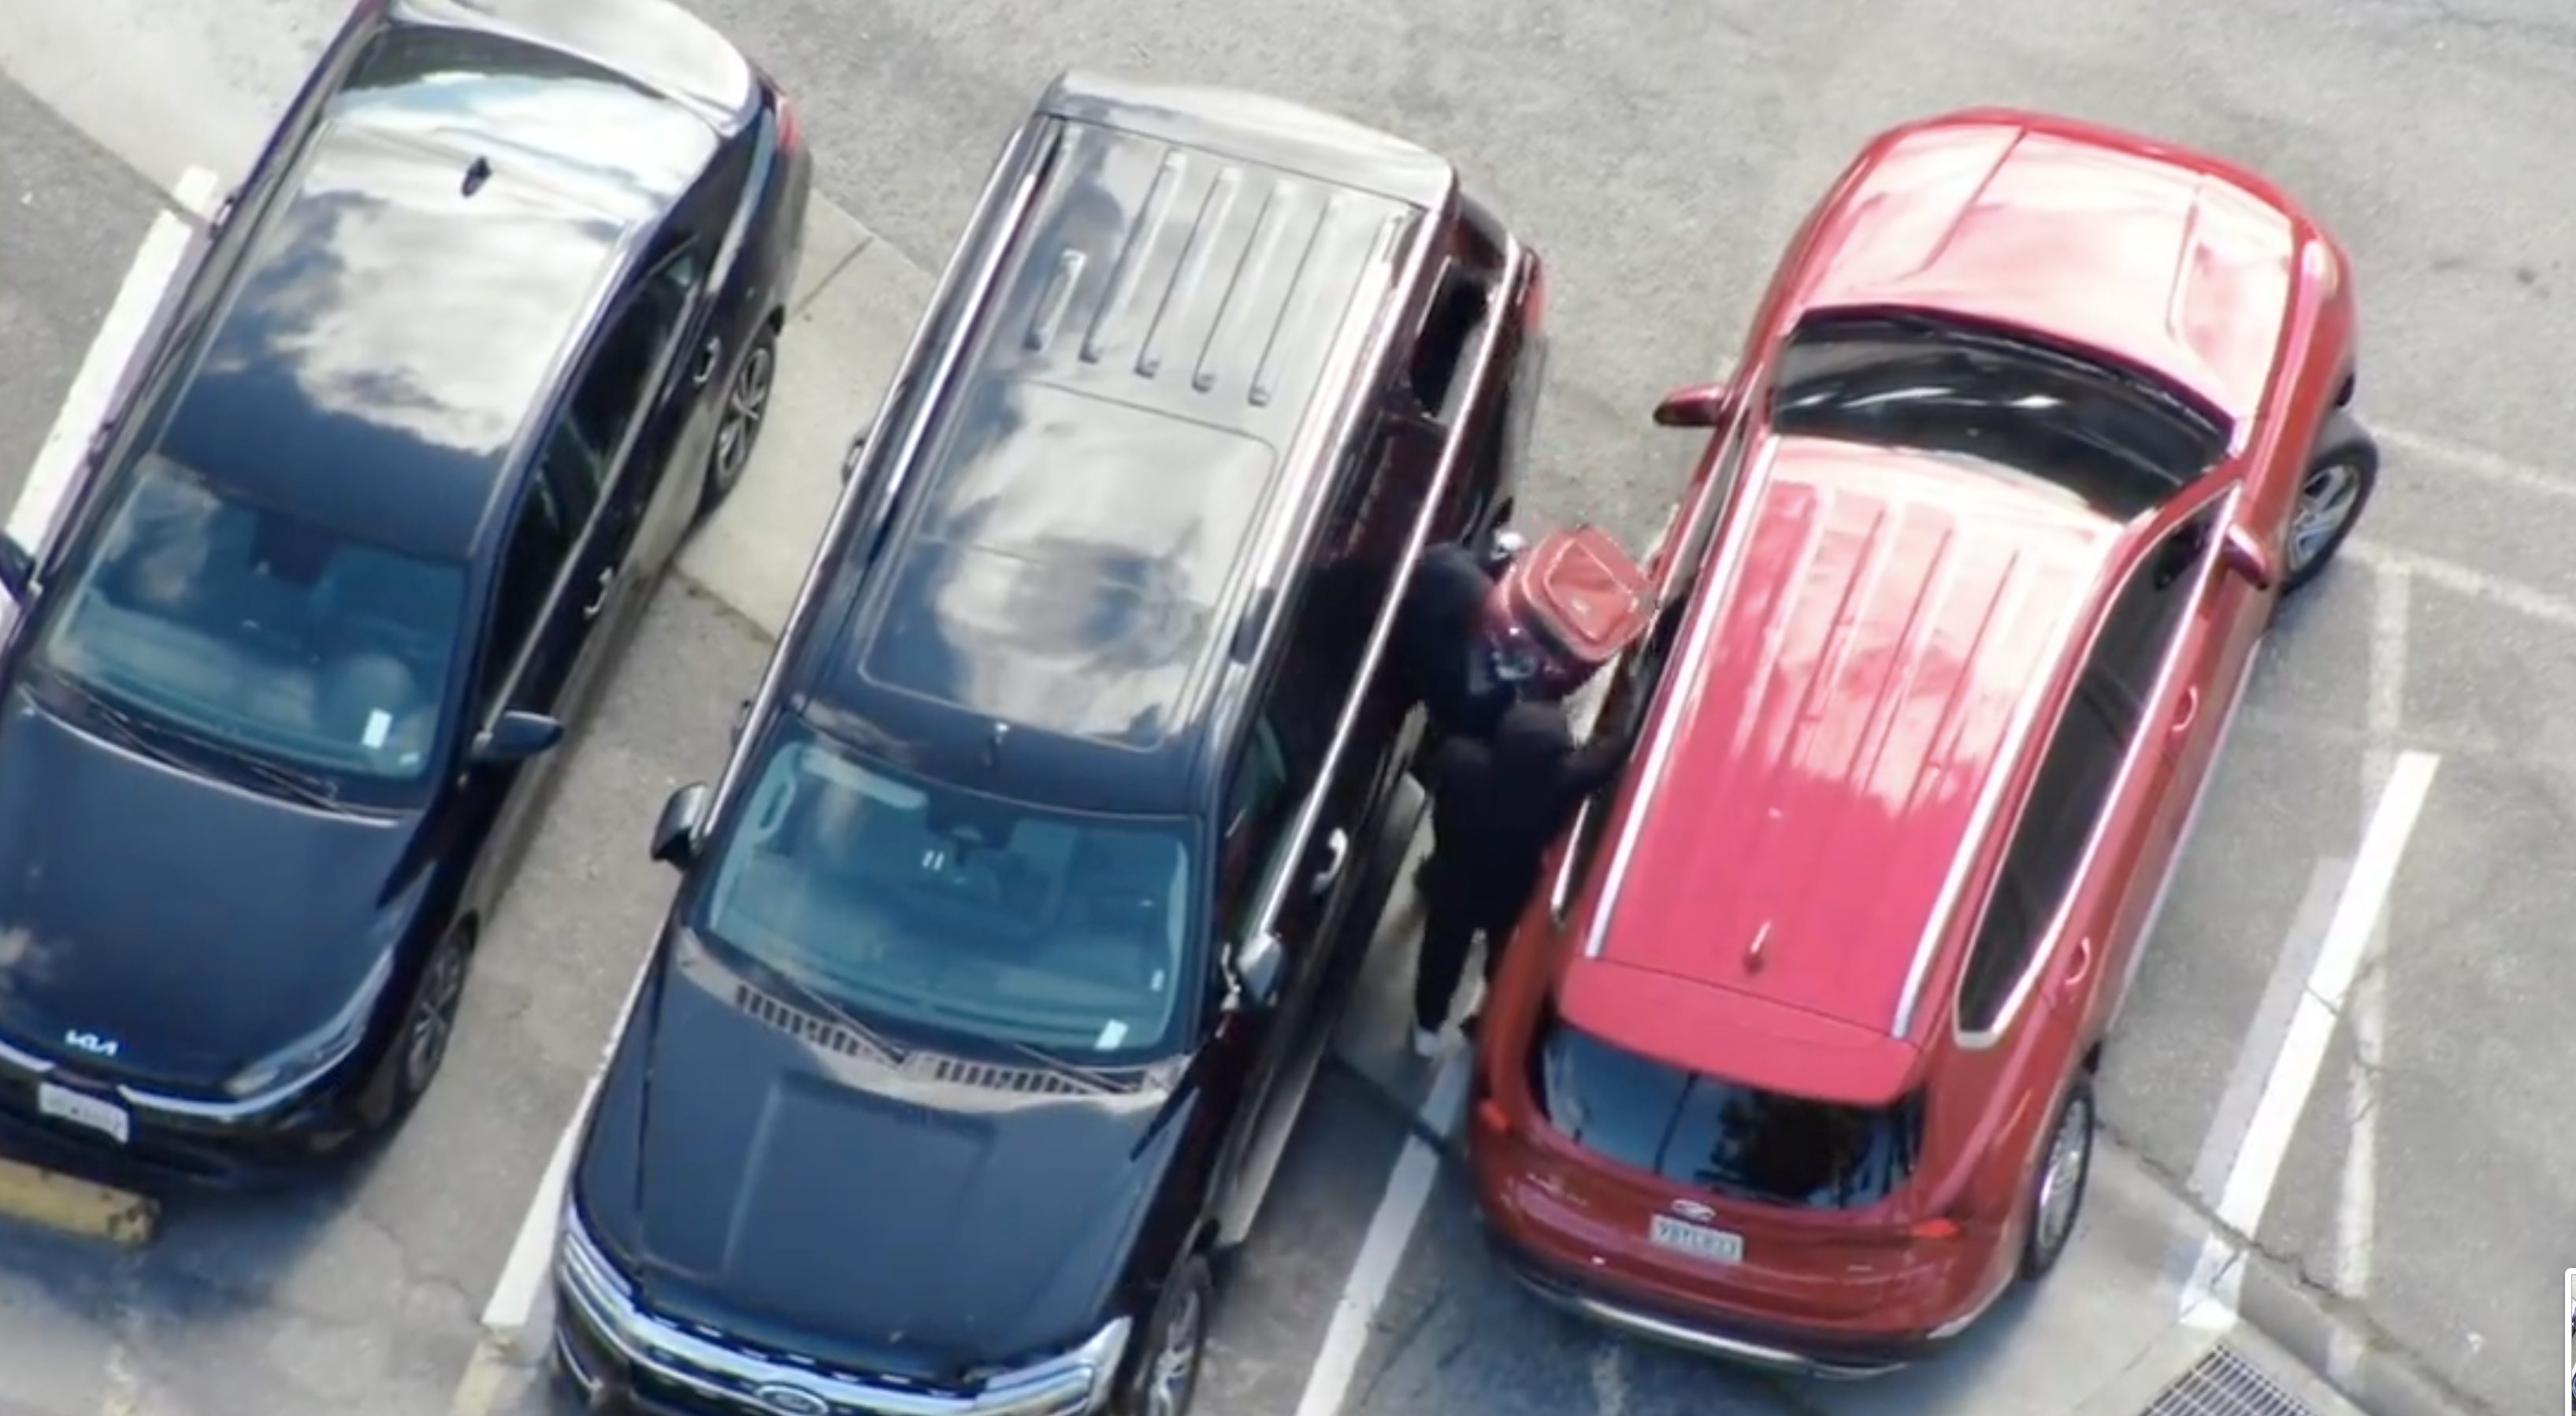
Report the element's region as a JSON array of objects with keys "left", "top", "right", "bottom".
[{"left": 1123, "top": 1255, "right": 1212, "bottom": 1416}]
